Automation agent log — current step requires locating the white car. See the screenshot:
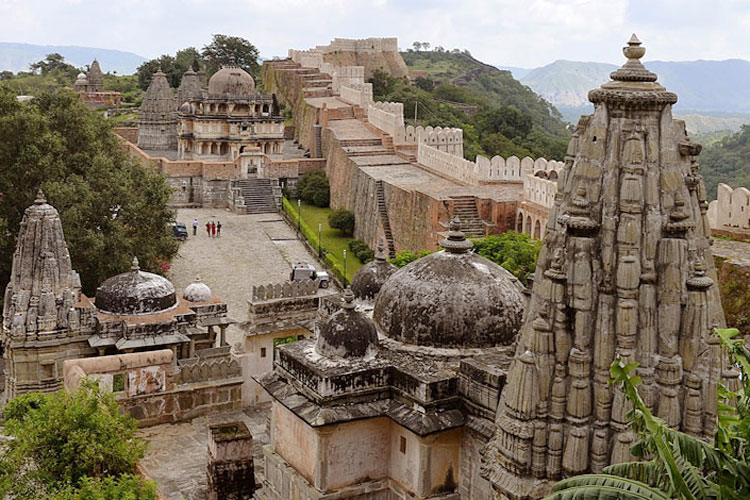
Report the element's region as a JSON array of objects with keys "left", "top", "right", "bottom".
[{"left": 290, "top": 263, "right": 330, "bottom": 288}]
